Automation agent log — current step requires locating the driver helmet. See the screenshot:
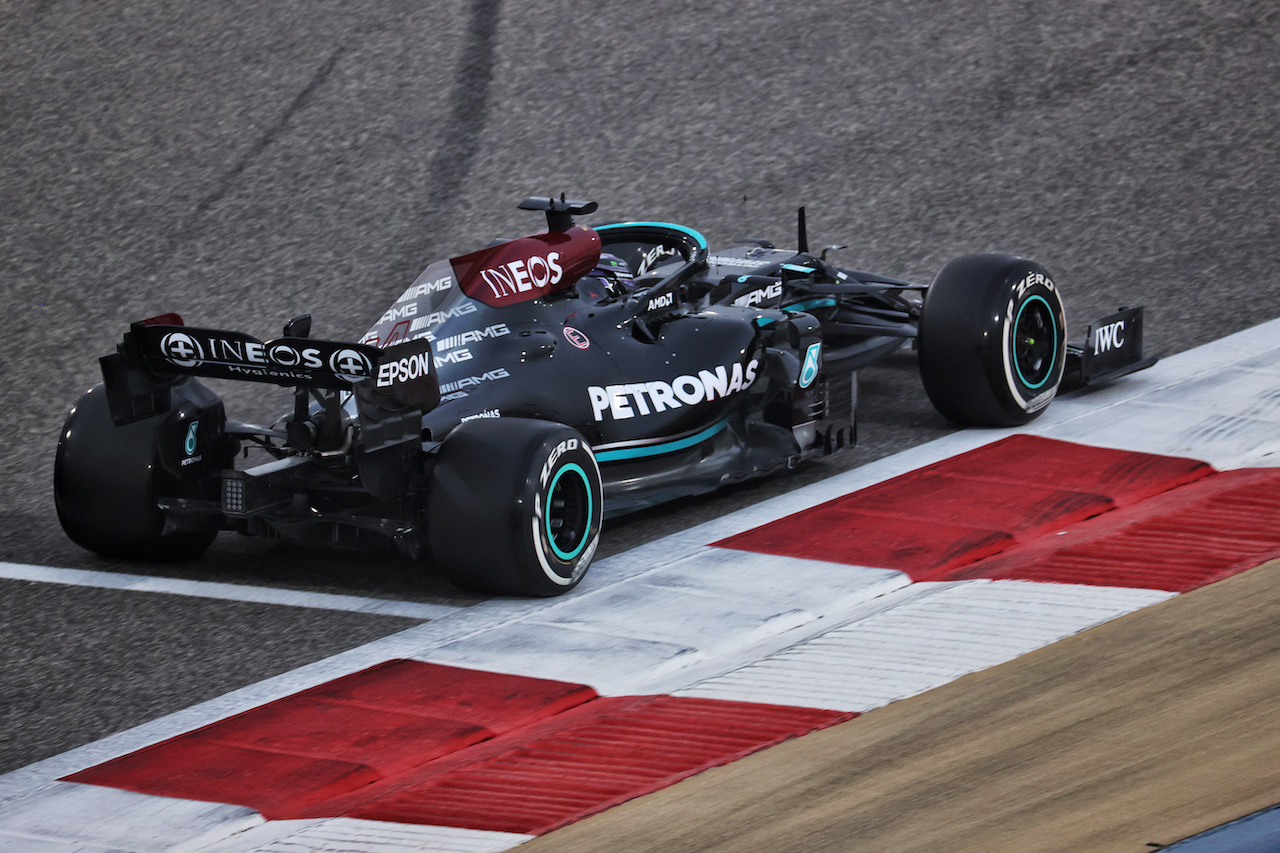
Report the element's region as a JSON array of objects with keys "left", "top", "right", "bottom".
[
  {"left": 592, "top": 252, "right": 634, "bottom": 290},
  {"left": 576, "top": 252, "right": 635, "bottom": 300}
]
